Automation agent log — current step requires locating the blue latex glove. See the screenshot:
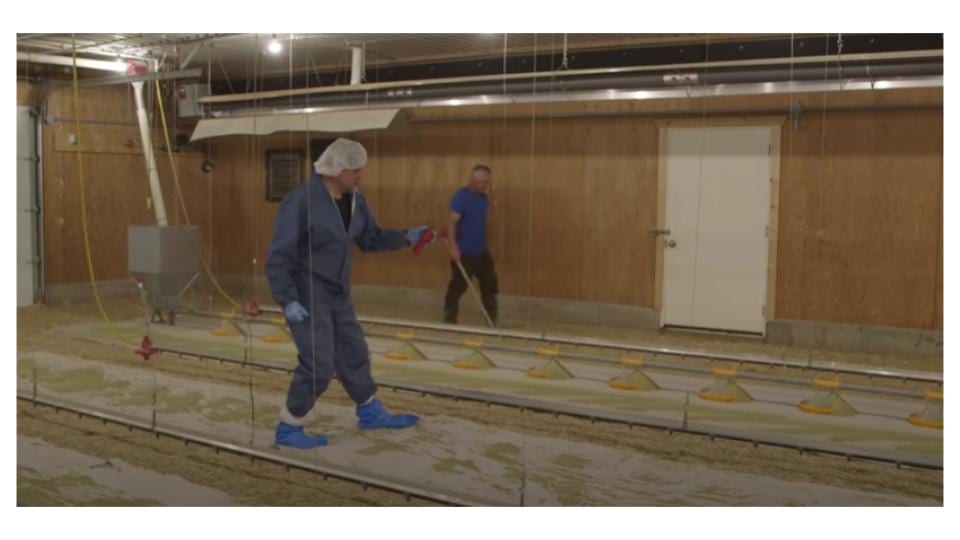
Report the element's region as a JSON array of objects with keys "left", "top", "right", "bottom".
[
  {"left": 284, "top": 301, "right": 309, "bottom": 323},
  {"left": 405, "top": 225, "right": 429, "bottom": 246}
]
